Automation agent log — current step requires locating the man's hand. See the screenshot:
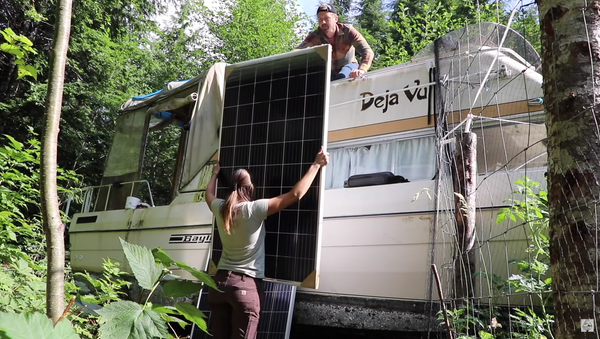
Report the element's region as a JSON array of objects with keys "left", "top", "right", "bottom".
[{"left": 349, "top": 68, "right": 366, "bottom": 78}]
